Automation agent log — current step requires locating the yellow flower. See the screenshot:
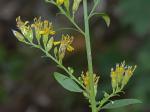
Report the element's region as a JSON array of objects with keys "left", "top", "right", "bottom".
[
  {"left": 31, "top": 17, "right": 56, "bottom": 36},
  {"left": 110, "top": 61, "right": 137, "bottom": 91},
  {"left": 81, "top": 72, "right": 90, "bottom": 87},
  {"left": 31, "top": 17, "right": 42, "bottom": 36},
  {"left": 15, "top": 17, "right": 55, "bottom": 43},
  {"left": 80, "top": 71, "right": 100, "bottom": 98},
  {"left": 54, "top": 34, "right": 74, "bottom": 51},
  {"left": 81, "top": 72, "right": 100, "bottom": 88},
  {"left": 53, "top": 34, "right": 74, "bottom": 63},
  {"left": 56, "top": 0, "right": 64, "bottom": 5}
]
